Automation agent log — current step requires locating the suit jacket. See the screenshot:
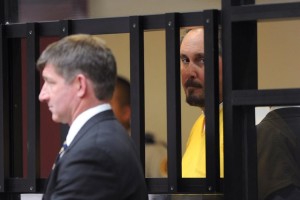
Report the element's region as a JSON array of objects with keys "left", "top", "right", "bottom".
[
  {"left": 43, "top": 110, "right": 148, "bottom": 200},
  {"left": 257, "top": 108, "right": 300, "bottom": 200}
]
